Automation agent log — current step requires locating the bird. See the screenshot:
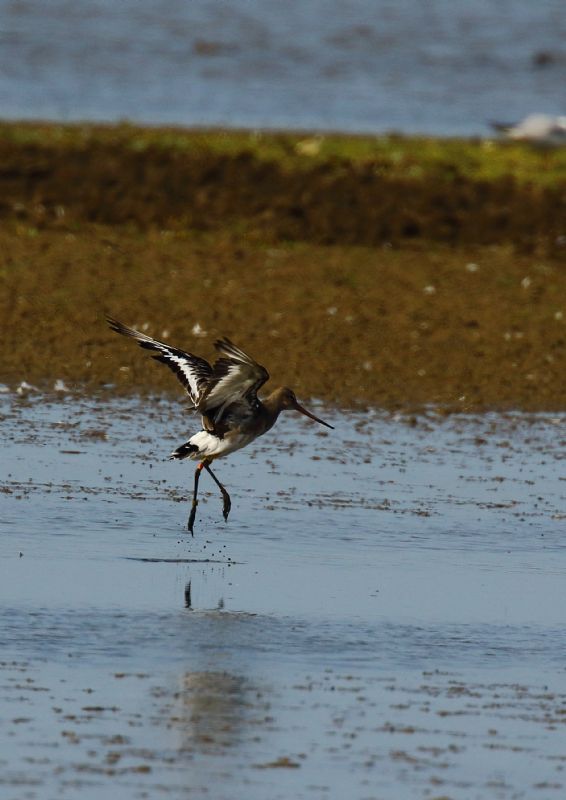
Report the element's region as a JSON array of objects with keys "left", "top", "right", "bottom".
[
  {"left": 490, "top": 113, "right": 566, "bottom": 146},
  {"left": 106, "top": 317, "right": 334, "bottom": 535}
]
